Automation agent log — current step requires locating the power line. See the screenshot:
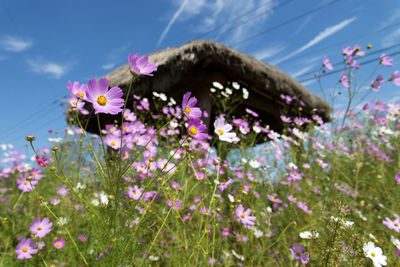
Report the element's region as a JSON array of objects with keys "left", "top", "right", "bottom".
[
  {"left": 230, "top": 0, "right": 342, "bottom": 47},
  {"left": 298, "top": 49, "right": 400, "bottom": 83},
  {"left": 195, "top": 0, "right": 296, "bottom": 39}
]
